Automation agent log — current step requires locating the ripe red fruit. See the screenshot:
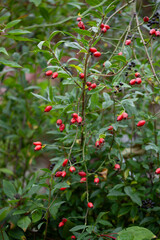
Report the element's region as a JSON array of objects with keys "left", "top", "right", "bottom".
[
  {"left": 135, "top": 72, "right": 140, "bottom": 77},
  {"left": 62, "top": 159, "right": 68, "bottom": 167},
  {"left": 72, "top": 113, "right": 78, "bottom": 119},
  {"left": 155, "top": 168, "right": 160, "bottom": 174},
  {"left": 88, "top": 87, "right": 92, "bottom": 91},
  {"left": 150, "top": 29, "right": 156, "bottom": 35},
  {"left": 117, "top": 114, "right": 123, "bottom": 121},
  {"left": 33, "top": 141, "right": 42, "bottom": 146},
  {"left": 125, "top": 39, "right": 131, "bottom": 45},
  {"left": 91, "top": 83, "right": 97, "bottom": 89},
  {"left": 94, "top": 177, "right": 99, "bottom": 184},
  {"left": 118, "top": 52, "right": 122, "bottom": 55},
  {"left": 88, "top": 202, "right": 94, "bottom": 208},
  {"left": 143, "top": 16, "right": 149, "bottom": 22},
  {"left": 80, "top": 177, "right": 86, "bottom": 183},
  {"left": 44, "top": 106, "right": 52, "bottom": 112},
  {"left": 55, "top": 171, "right": 62, "bottom": 177},
  {"left": 58, "top": 221, "right": 64, "bottom": 227},
  {"left": 100, "top": 23, "right": 104, "bottom": 28},
  {"left": 45, "top": 70, "right": 53, "bottom": 76},
  {"left": 62, "top": 218, "right": 67, "bottom": 223},
  {"left": 77, "top": 116, "right": 82, "bottom": 124},
  {"left": 99, "top": 138, "right": 104, "bottom": 144},
  {"left": 155, "top": 31, "right": 160, "bottom": 36},
  {"left": 108, "top": 126, "right": 113, "bottom": 131},
  {"left": 95, "top": 141, "right": 100, "bottom": 148},
  {"left": 114, "top": 164, "right": 120, "bottom": 170},
  {"left": 57, "top": 119, "right": 63, "bottom": 125},
  {"left": 93, "top": 51, "right": 101, "bottom": 57},
  {"left": 137, "top": 120, "right": 146, "bottom": 127},
  {"left": 79, "top": 73, "right": 84, "bottom": 79},
  {"left": 136, "top": 78, "right": 142, "bottom": 84},
  {"left": 101, "top": 27, "right": 107, "bottom": 33},
  {"left": 61, "top": 171, "right": 66, "bottom": 178},
  {"left": 130, "top": 79, "right": 136, "bottom": 85},
  {"left": 78, "top": 171, "right": 86, "bottom": 177},
  {"left": 104, "top": 24, "right": 110, "bottom": 30},
  {"left": 71, "top": 236, "right": 76, "bottom": 240},
  {"left": 122, "top": 112, "right": 128, "bottom": 119},
  {"left": 78, "top": 21, "right": 84, "bottom": 29},
  {"left": 77, "top": 17, "right": 81, "bottom": 21},
  {"left": 86, "top": 82, "right": 91, "bottom": 87},
  {"left": 34, "top": 145, "right": 42, "bottom": 151},
  {"left": 52, "top": 72, "right": 58, "bottom": 79},
  {"left": 60, "top": 187, "right": 67, "bottom": 191},
  {"left": 59, "top": 124, "right": 65, "bottom": 132},
  {"left": 69, "top": 166, "right": 76, "bottom": 173},
  {"left": 70, "top": 118, "right": 76, "bottom": 124},
  {"left": 89, "top": 47, "right": 97, "bottom": 53}
]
